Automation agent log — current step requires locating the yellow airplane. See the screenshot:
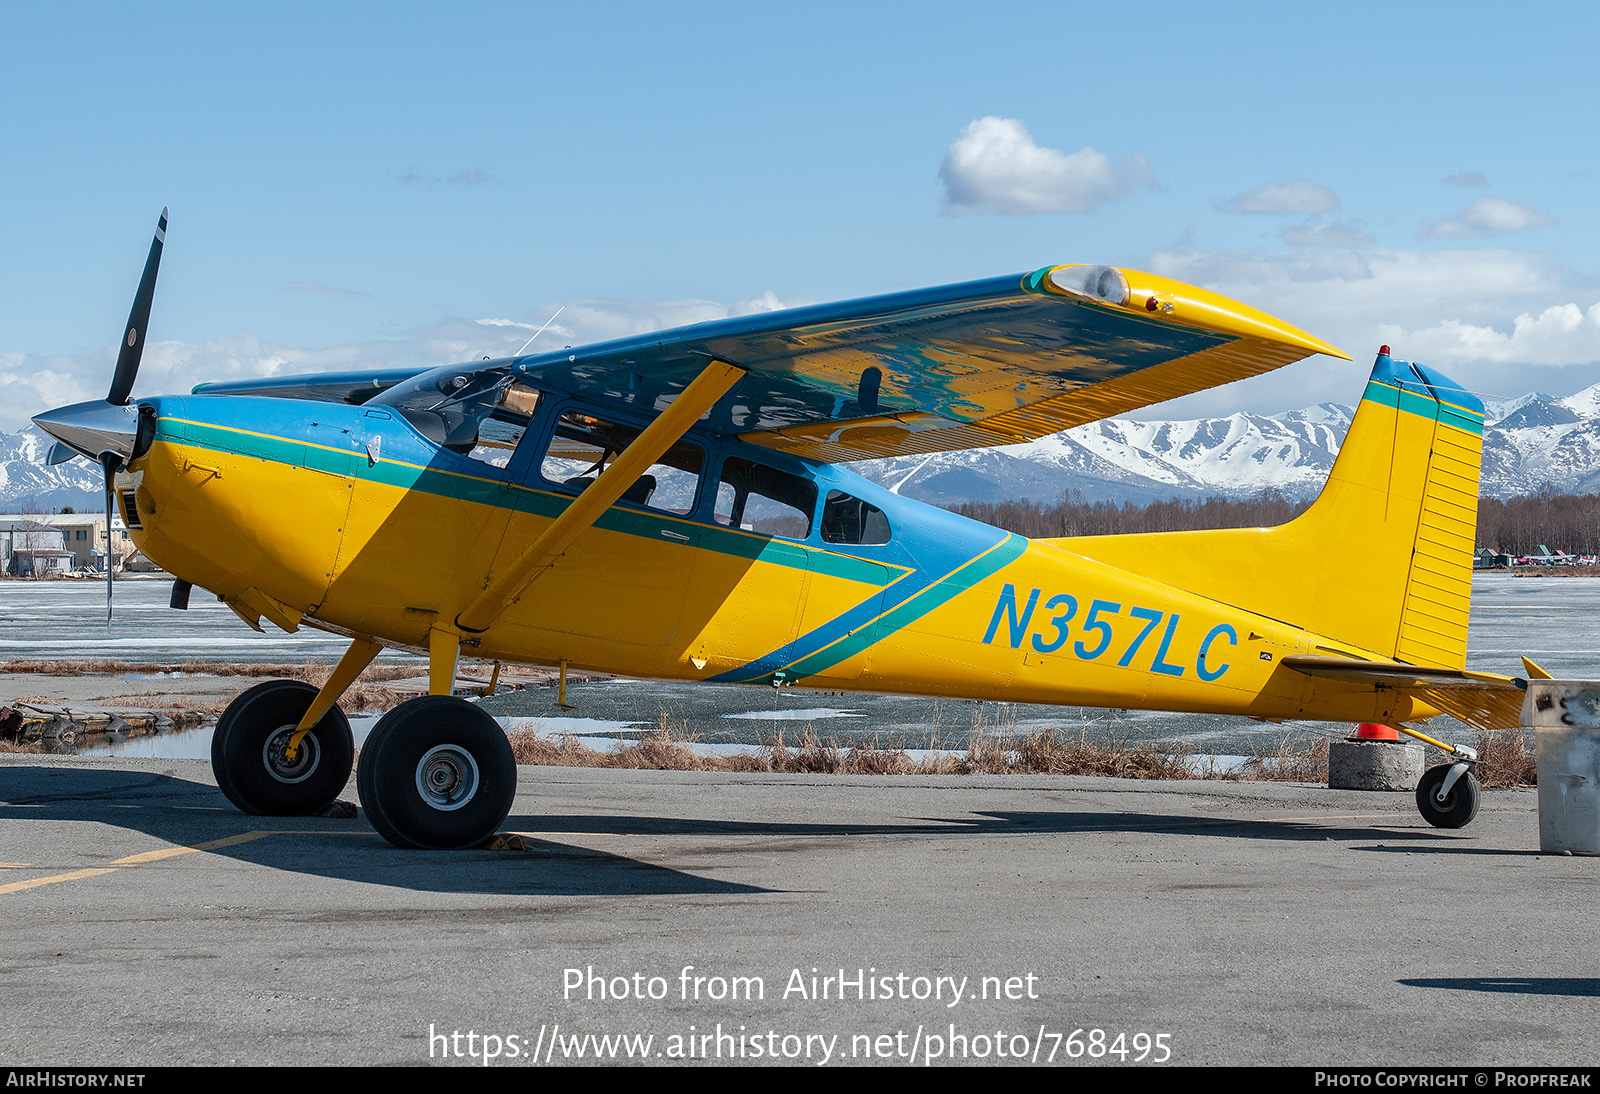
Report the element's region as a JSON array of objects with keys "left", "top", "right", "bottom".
[{"left": 34, "top": 210, "right": 1529, "bottom": 848}]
